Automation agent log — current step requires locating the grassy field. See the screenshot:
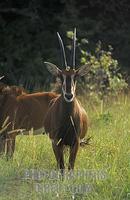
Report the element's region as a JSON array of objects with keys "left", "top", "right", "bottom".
[{"left": 0, "top": 94, "right": 130, "bottom": 200}]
